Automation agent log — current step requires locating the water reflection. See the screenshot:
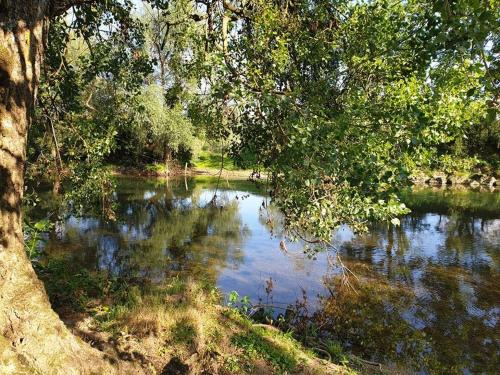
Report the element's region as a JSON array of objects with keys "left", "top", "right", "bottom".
[
  {"left": 44, "top": 178, "right": 249, "bottom": 284},
  {"left": 321, "top": 190, "right": 500, "bottom": 374},
  {"left": 35, "top": 178, "right": 499, "bottom": 373}
]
